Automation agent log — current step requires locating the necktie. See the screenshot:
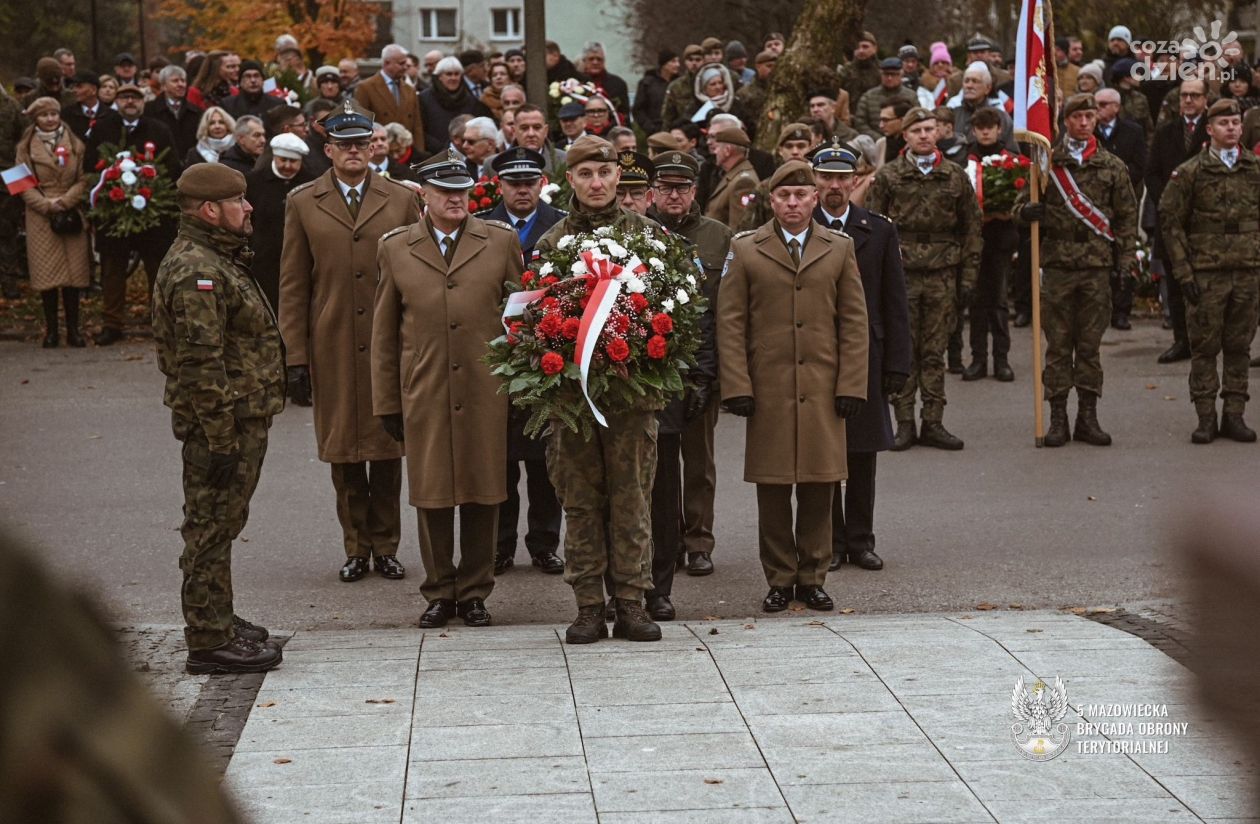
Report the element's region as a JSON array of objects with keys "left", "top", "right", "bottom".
[
  {"left": 1185, "top": 120, "right": 1196, "bottom": 151},
  {"left": 390, "top": 78, "right": 400, "bottom": 104},
  {"left": 347, "top": 188, "right": 360, "bottom": 220},
  {"left": 514, "top": 219, "right": 527, "bottom": 230},
  {"left": 788, "top": 238, "right": 801, "bottom": 268},
  {"left": 441, "top": 236, "right": 455, "bottom": 263}
]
